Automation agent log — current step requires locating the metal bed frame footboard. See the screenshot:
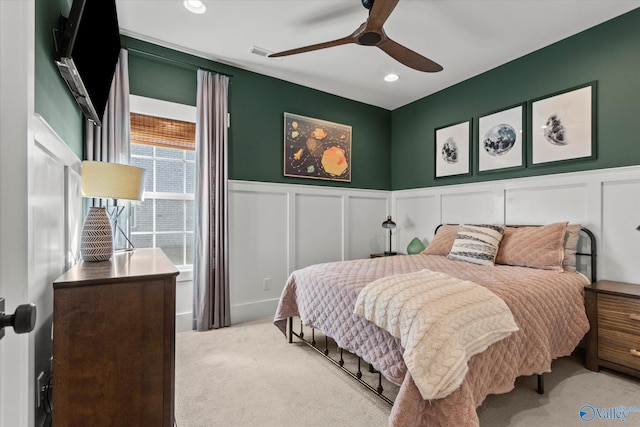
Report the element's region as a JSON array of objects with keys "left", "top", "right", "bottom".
[
  {"left": 285, "top": 315, "right": 542, "bottom": 405},
  {"left": 285, "top": 225, "right": 597, "bottom": 406},
  {"left": 286, "top": 317, "right": 395, "bottom": 405}
]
